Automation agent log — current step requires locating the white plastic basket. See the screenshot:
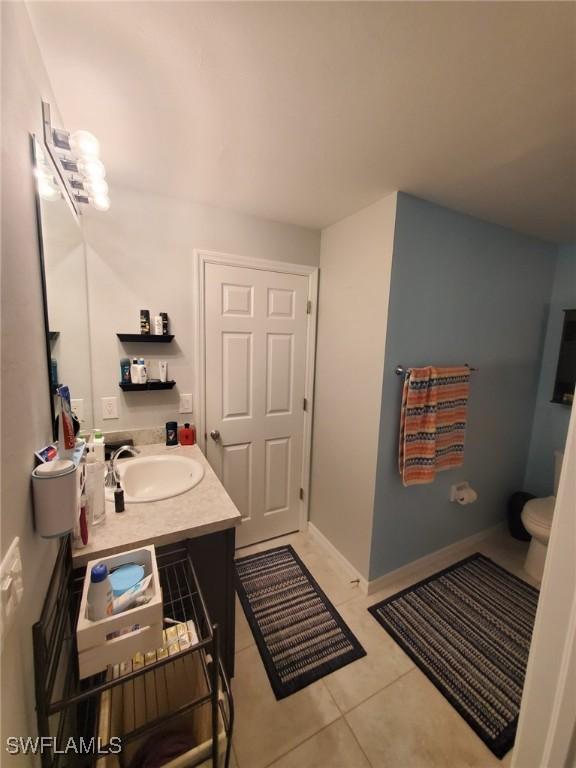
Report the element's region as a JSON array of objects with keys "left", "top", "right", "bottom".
[{"left": 76, "top": 545, "right": 163, "bottom": 679}]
